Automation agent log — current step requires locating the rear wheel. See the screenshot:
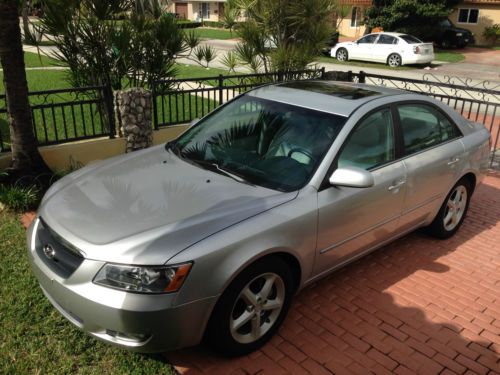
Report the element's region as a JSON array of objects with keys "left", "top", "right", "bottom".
[
  {"left": 426, "top": 178, "right": 471, "bottom": 239},
  {"left": 336, "top": 48, "right": 348, "bottom": 62},
  {"left": 205, "top": 256, "right": 294, "bottom": 357},
  {"left": 387, "top": 53, "right": 402, "bottom": 67}
]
